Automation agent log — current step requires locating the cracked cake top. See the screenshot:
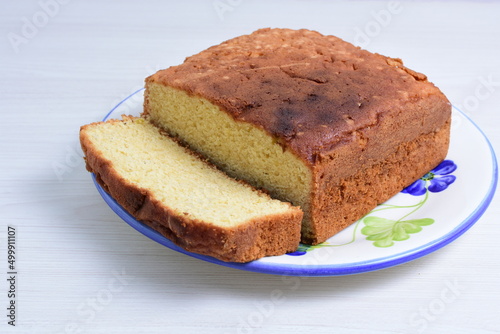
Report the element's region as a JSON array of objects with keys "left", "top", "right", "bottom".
[{"left": 147, "top": 28, "right": 449, "bottom": 163}]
